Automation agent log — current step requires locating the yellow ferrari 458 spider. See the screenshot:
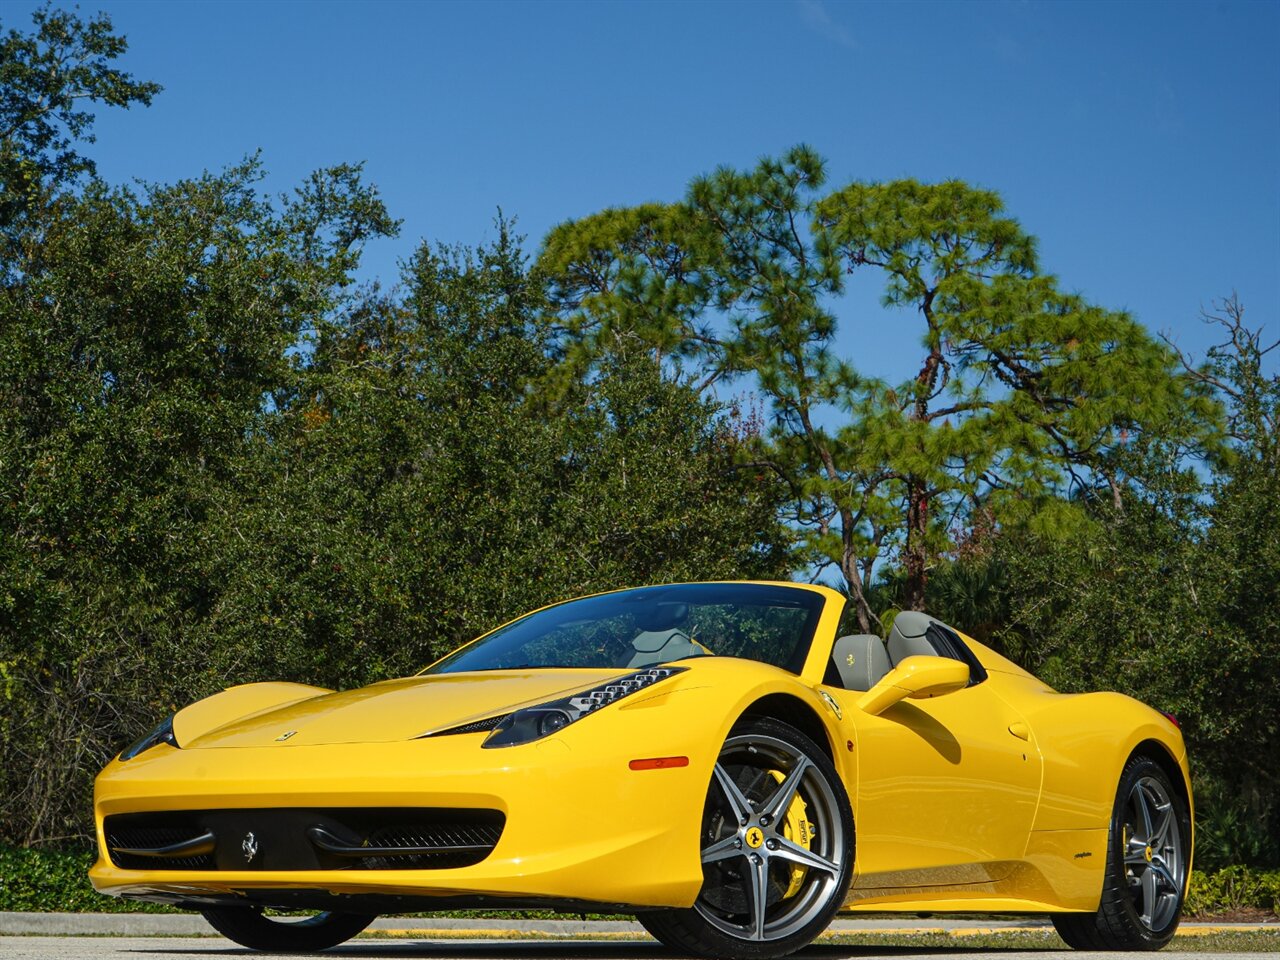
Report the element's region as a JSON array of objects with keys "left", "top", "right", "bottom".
[{"left": 90, "top": 581, "right": 1192, "bottom": 957}]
